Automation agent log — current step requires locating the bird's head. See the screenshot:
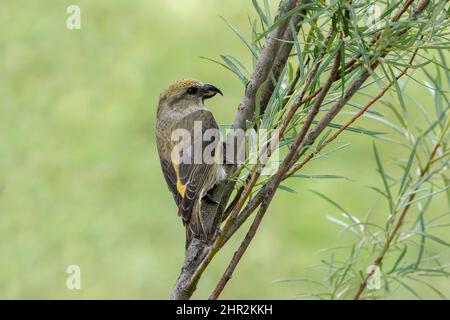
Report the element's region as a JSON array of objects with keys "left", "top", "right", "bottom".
[{"left": 158, "top": 78, "right": 222, "bottom": 113}]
